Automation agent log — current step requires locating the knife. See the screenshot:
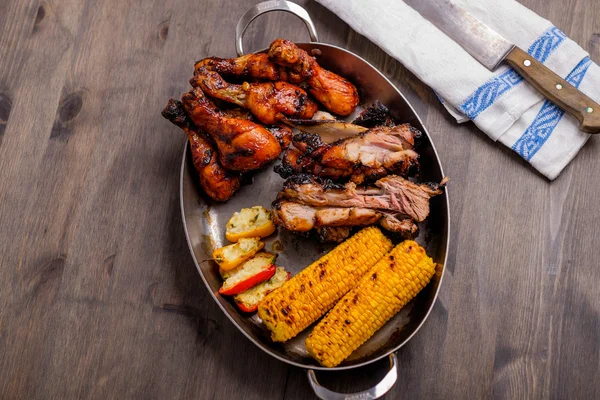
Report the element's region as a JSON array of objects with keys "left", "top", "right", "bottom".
[{"left": 404, "top": 0, "right": 600, "bottom": 134}]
